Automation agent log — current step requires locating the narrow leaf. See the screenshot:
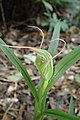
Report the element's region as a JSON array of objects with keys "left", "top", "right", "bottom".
[
  {"left": 0, "top": 38, "right": 38, "bottom": 101},
  {"left": 75, "top": 75, "right": 80, "bottom": 83},
  {"left": 54, "top": 45, "right": 80, "bottom": 83},
  {"left": 69, "top": 96, "right": 74, "bottom": 115},
  {"left": 43, "top": 109, "right": 80, "bottom": 120},
  {"left": 48, "top": 21, "right": 61, "bottom": 56},
  {"left": 42, "top": 1, "right": 53, "bottom": 11},
  {"left": 45, "top": 45, "right": 80, "bottom": 93}
]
